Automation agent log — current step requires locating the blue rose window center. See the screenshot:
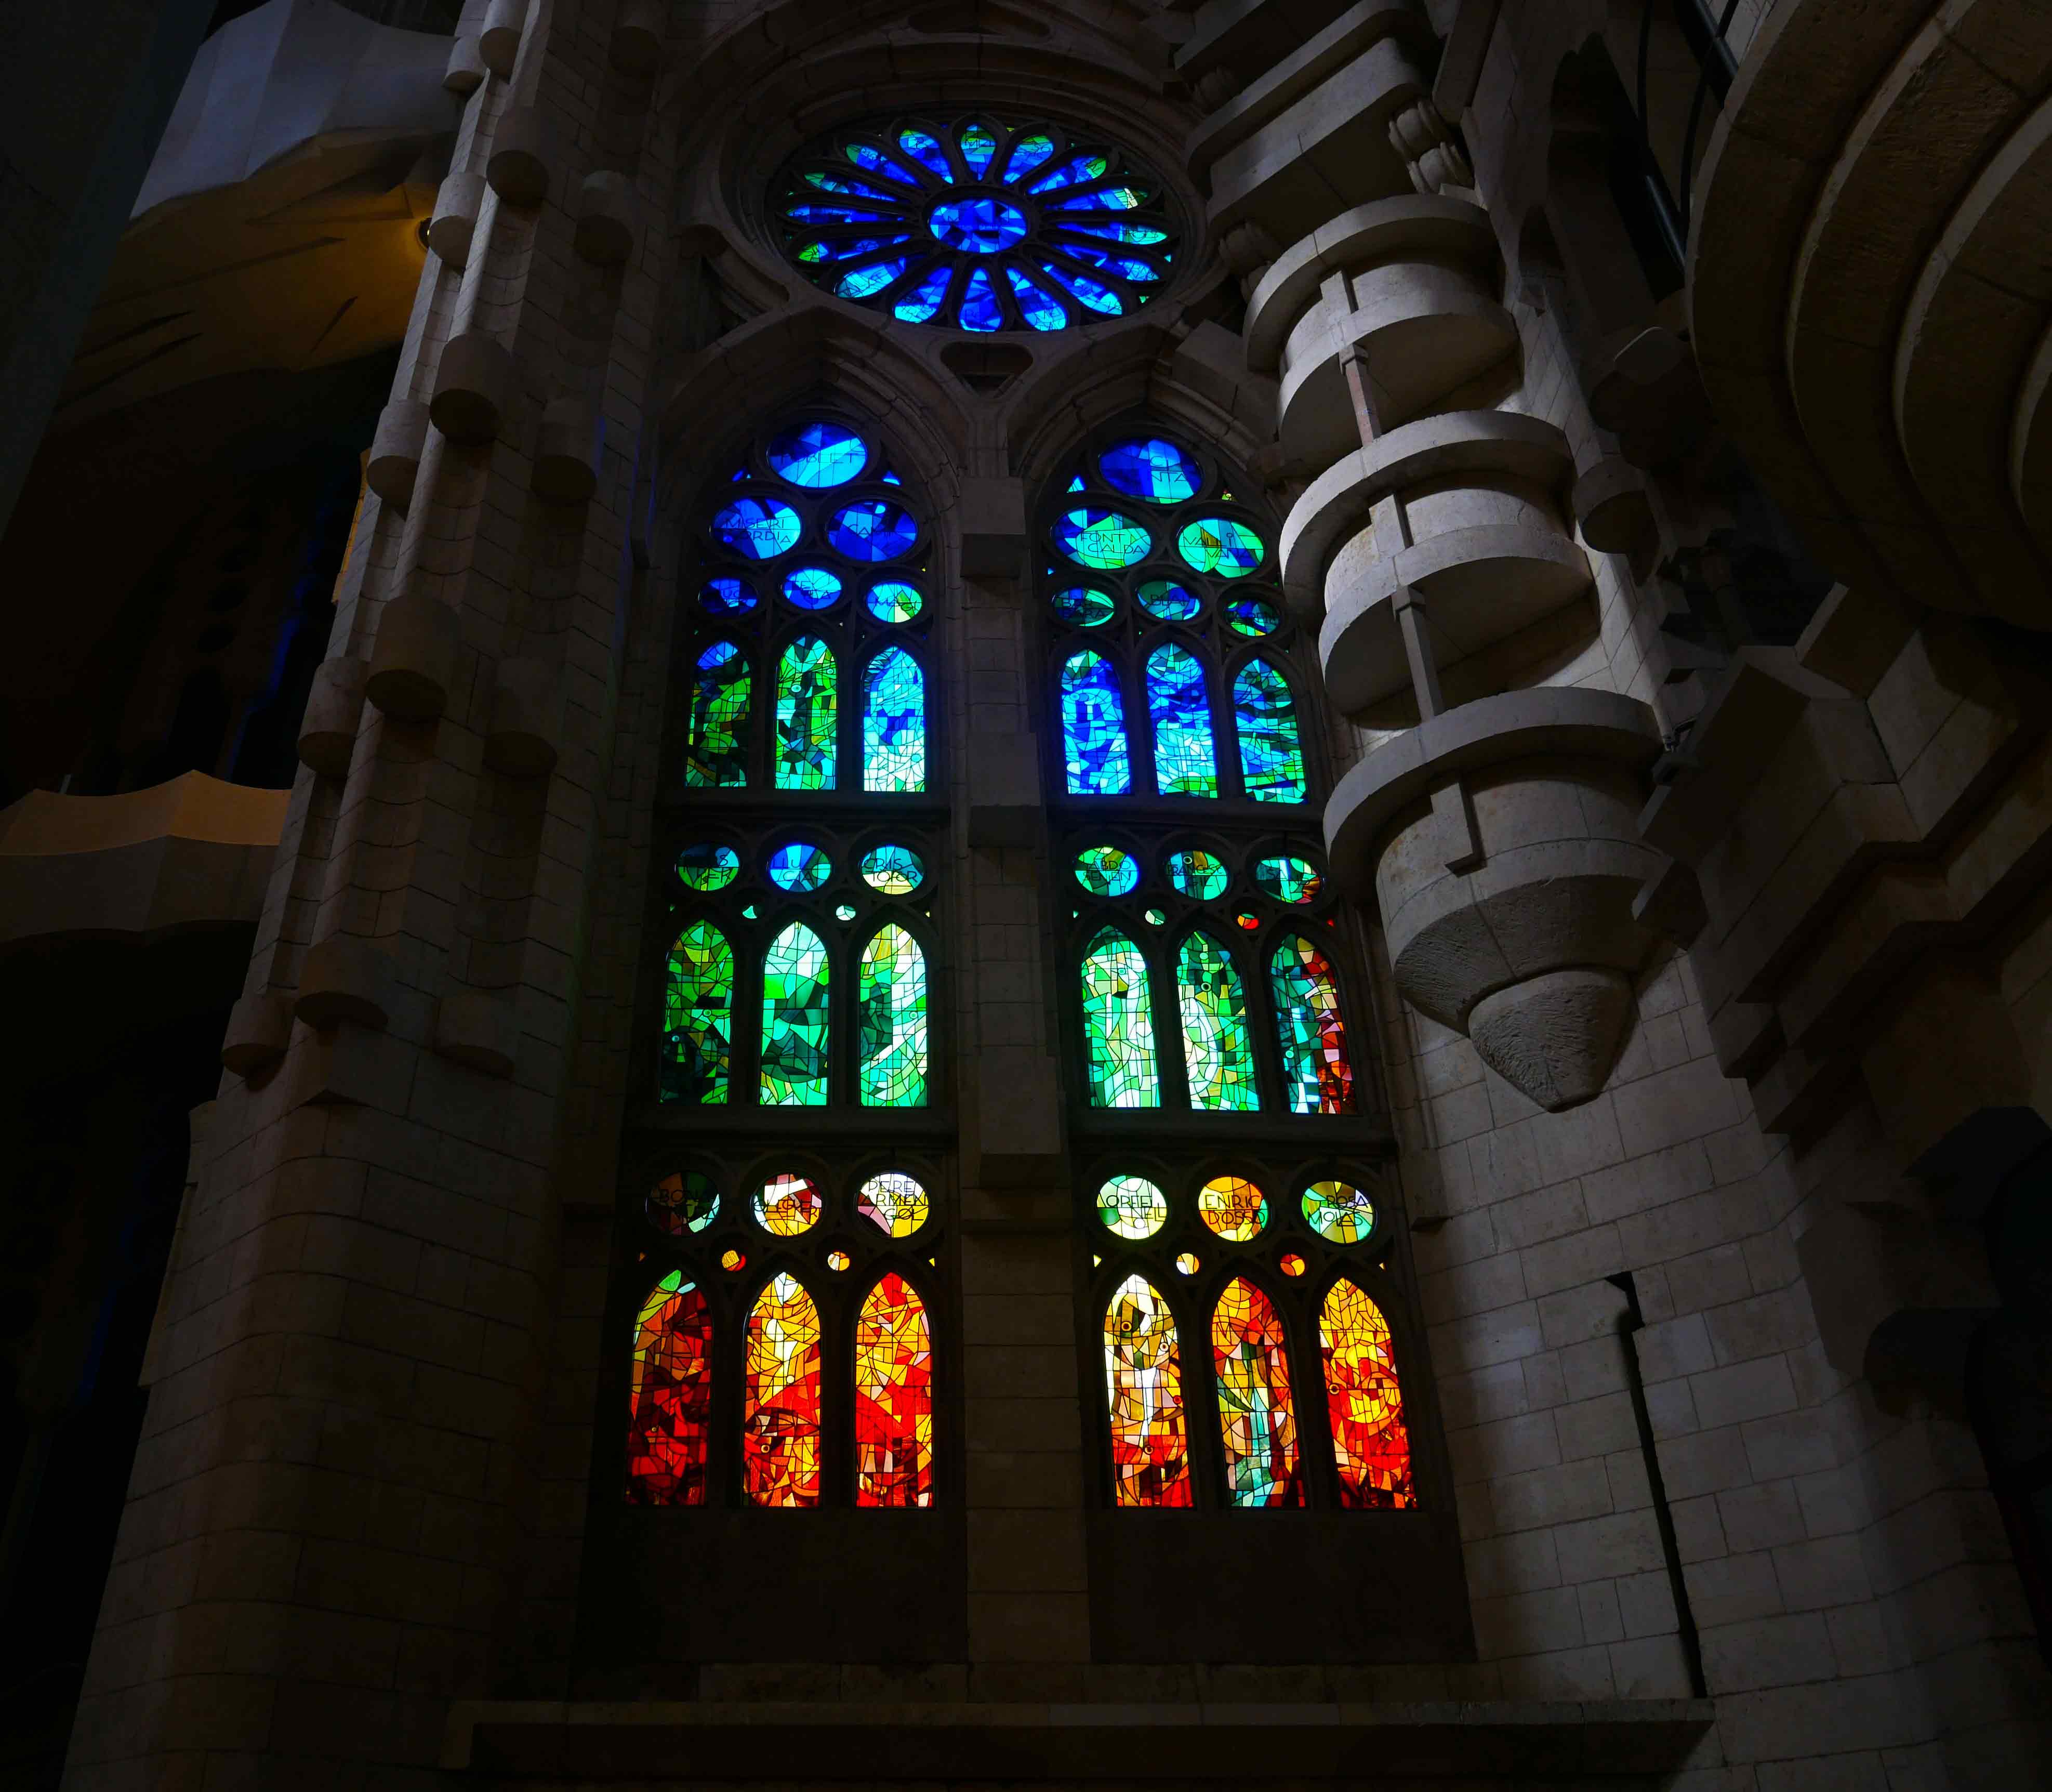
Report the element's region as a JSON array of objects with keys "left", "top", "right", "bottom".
[{"left": 928, "top": 197, "right": 1028, "bottom": 254}]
